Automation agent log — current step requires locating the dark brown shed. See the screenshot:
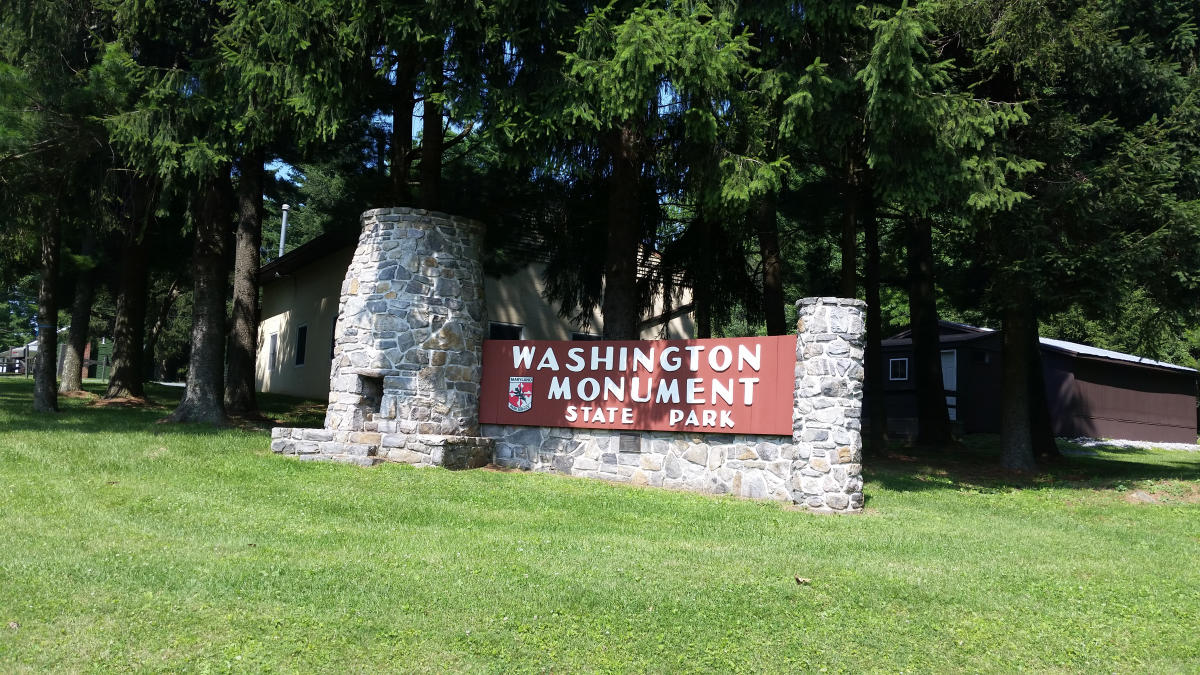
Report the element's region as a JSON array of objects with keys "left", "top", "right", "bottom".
[{"left": 877, "top": 322, "right": 1199, "bottom": 444}]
